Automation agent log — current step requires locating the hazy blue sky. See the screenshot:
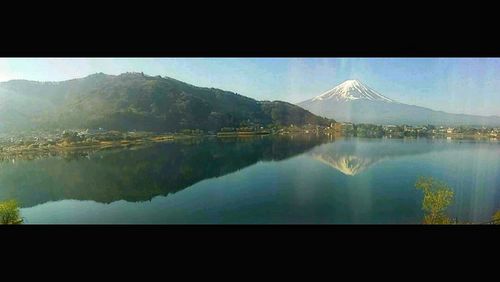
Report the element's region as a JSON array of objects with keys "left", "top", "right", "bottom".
[{"left": 1, "top": 58, "right": 499, "bottom": 116}]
